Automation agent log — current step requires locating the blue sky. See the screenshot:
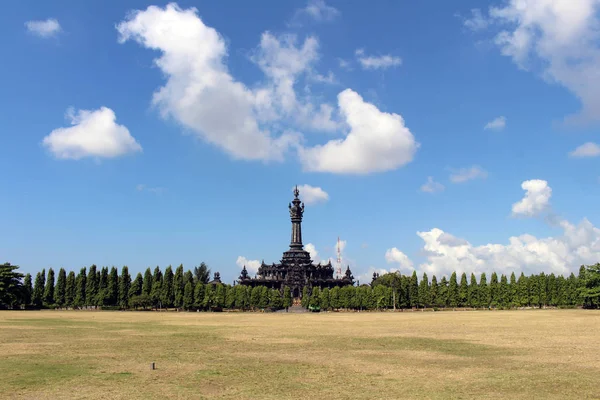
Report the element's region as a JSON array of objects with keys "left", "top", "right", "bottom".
[{"left": 2, "top": 0, "right": 600, "bottom": 283}]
